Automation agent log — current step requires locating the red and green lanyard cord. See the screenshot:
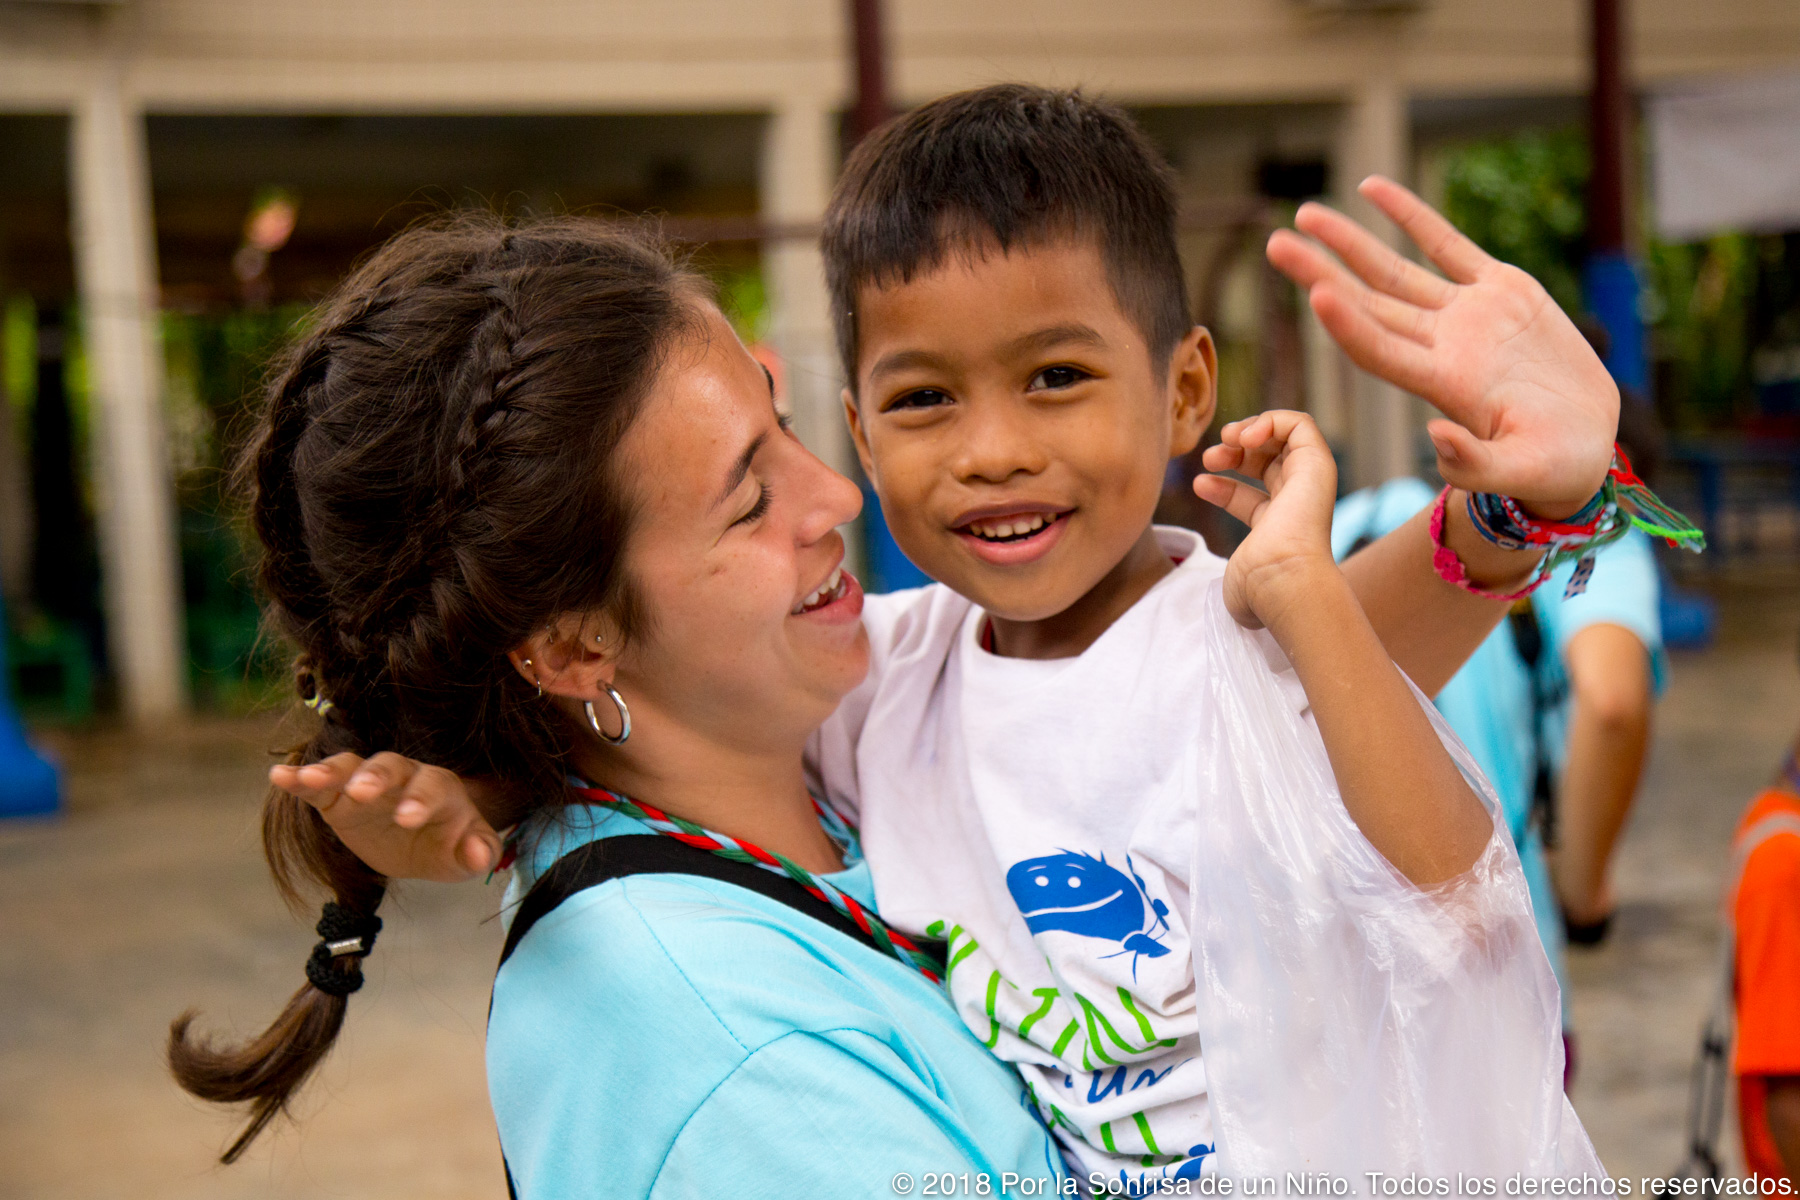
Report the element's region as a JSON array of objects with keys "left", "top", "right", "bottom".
[{"left": 504, "top": 779, "right": 947, "bottom": 983}]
